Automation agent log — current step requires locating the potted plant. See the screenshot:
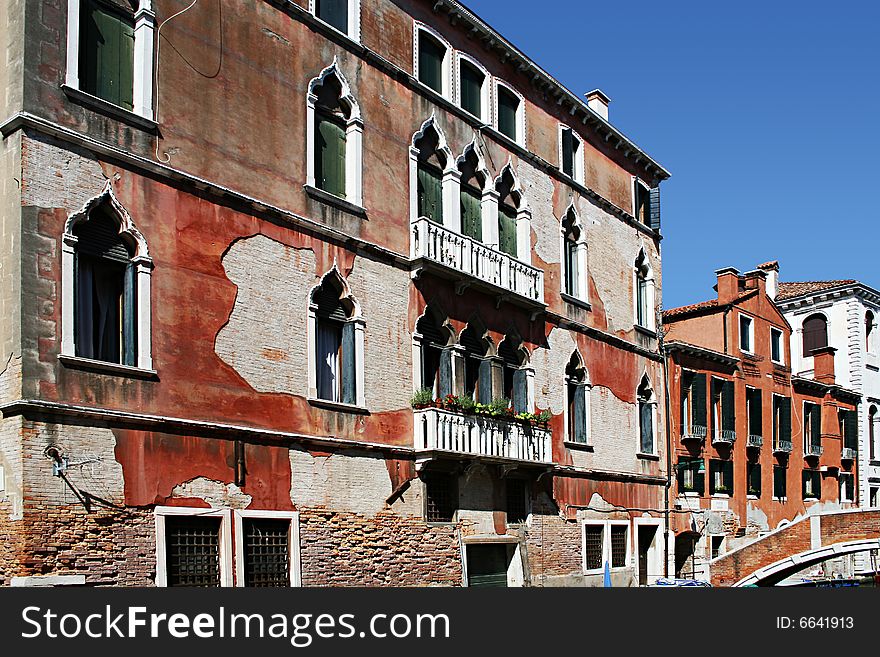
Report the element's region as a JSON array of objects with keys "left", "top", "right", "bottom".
[{"left": 410, "top": 388, "right": 434, "bottom": 409}]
